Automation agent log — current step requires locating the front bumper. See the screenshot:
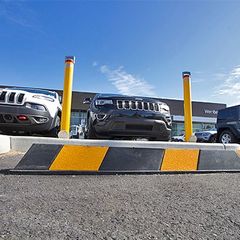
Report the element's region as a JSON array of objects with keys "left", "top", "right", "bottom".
[
  {"left": 92, "top": 114, "right": 171, "bottom": 140},
  {"left": 0, "top": 104, "right": 53, "bottom": 133},
  {"left": 196, "top": 137, "right": 210, "bottom": 142}
]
